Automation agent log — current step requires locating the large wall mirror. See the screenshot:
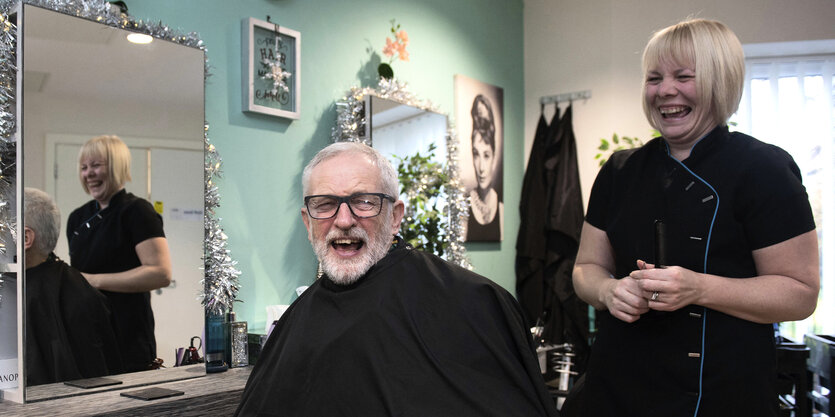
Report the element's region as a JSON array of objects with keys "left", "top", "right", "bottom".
[
  {"left": 365, "top": 95, "right": 448, "bottom": 175},
  {"left": 6, "top": 1, "right": 206, "bottom": 402},
  {"left": 333, "top": 82, "right": 471, "bottom": 268}
]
